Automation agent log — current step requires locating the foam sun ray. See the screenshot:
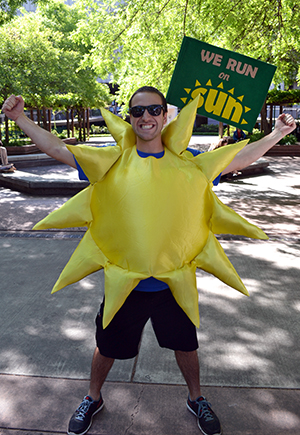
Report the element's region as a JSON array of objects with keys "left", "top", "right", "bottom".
[
  {"left": 33, "top": 186, "right": 93, "bottom": 230},
  {"left": 190, "top": 139, "right": 249, "bottom": 183},
  {"left": 155, "top": 263, "right": 199, "bottom": 327},
  {"left": 209, "top": 189, "right": 268, "bottom": 239},
  {"left": 51, "top": 230, "right": 108, "bottom": 294},
  {"left": 67, "top": 144, "right": 122, "bottom": 184},
  {"left": 101, "top": 108, "right": 136, "bottom": 151},
  {"left": 161, "top": 96, "right": 199, "bottom": 154},
  {"left": 194, "top": 231, "right": 249, "bottom": 296},
  {"left": 104, "top": 263, "right": 147, "bottom": 328}
]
